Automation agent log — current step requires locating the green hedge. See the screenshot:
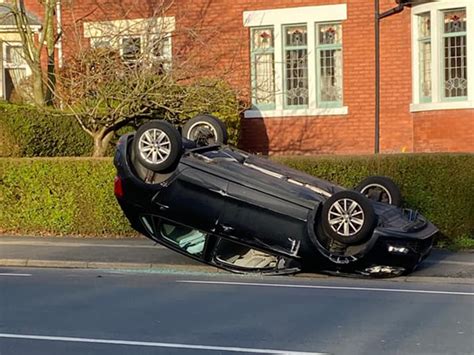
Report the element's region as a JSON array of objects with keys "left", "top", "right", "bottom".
[
  {"left": 0, "top": 102, "right": 92, "bottom": 157},
  {"left": 0, "top": 158, "right": 133, "bottom": 236},
  {"left": 0, "top": 154, "right": 473, "bottom": 248}
]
